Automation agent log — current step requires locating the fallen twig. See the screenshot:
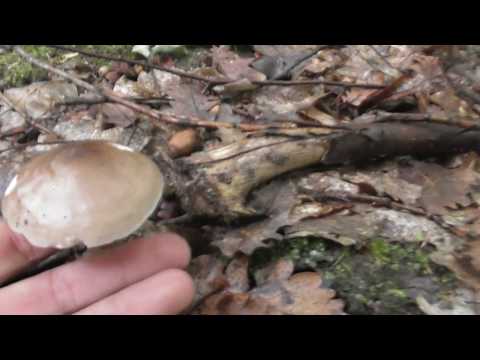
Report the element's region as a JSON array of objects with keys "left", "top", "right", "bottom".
[
  {"left": 270, "top": 45, "right": 340, "bottom": 80},
  {"left": 58, "top": 95, "right": 171, "bottom": 107},
  {"left": 0, "top": 139, "right": 74, "bottom": 154},
  {"left": 10, "top": 46, "right": 299, "bottom": 132},
  {"left": 0, "top": 91, "right": 60, "bottom": 138},
  {"left": 46, "top": 45, "right": 385, "bottom": 90},
  {"left": 307, "top": 190, "right": 466, "bottom": 239}
]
